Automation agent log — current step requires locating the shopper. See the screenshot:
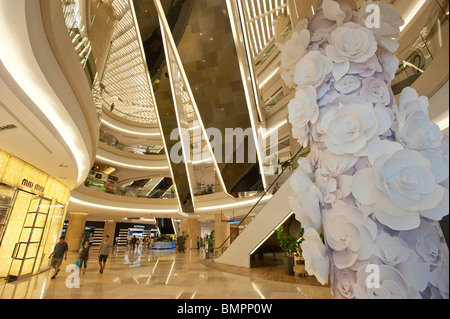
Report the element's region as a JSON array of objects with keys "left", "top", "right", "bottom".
[
  {"left": 130, "top": 235, "right": 137, "bottom": 252},
  {"left": 48, "top": 236, "right": 68, "bottom": 279},
  {"left": 98, "top": 235, "right": 111, "bottom": 274},
  {"left": 78, "top": 240, "right": 91, "bottom": 275}
]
